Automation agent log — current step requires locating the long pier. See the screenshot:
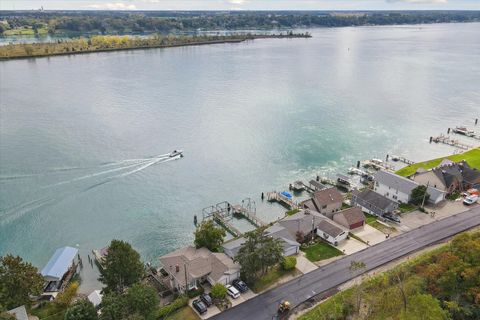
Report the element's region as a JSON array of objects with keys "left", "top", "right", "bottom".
[
  {"left": 202, "top": 202, "right": 242, "bottom": 237},
  {"left": 448, "top": 127, "right": 480, "bottom": 141},
  {"left": 429, "top": 134, "right": 473, "bottom": 150},
  {"left": 232, "top": 198, "right": 267, "bottom": 228}
]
